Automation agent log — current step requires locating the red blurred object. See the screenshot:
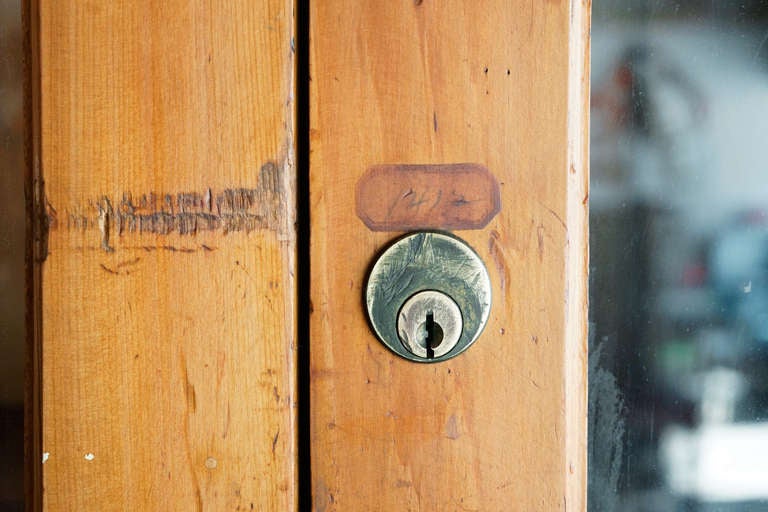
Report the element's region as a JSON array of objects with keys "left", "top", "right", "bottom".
[
  {"left": 614, "top": 63, "right": 634, "bottom": 89},
  {"left": 682, "top": 262, "right": 708, "bottom": 287}
]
